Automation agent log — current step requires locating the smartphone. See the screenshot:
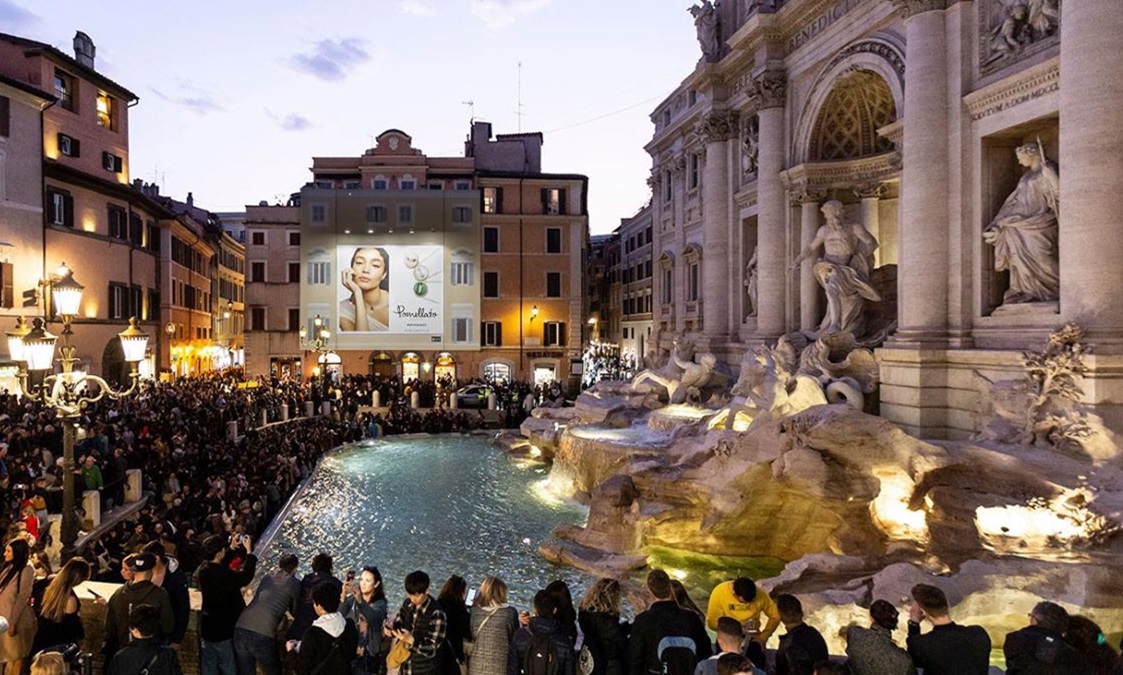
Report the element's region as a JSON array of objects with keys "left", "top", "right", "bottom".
[
  {"left": 346, "top": 569, "right": 356, "bottom": 582},
  {"left": 466, "top": 588, "right": 477, "bottom": 606},
  {"left": 88, "top": 588, "right": 102, "bottom": 600}
]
